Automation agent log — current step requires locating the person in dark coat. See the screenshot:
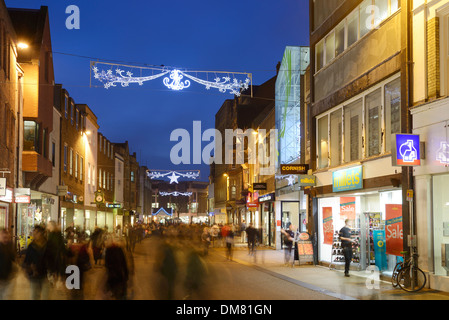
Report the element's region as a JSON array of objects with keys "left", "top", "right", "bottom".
[
  {"left": 46, "top": 221, "right": 67, "bottom": 285},
  {"left": 246, "top": 223, "right": 257, "bottom": 255},
  {"left": 0, "top": 229, "right": 16, "bottom": 300},
  {"left": 103, "top": 241, "right": 129, "bottom": 300},
  {"left": 23, "top": 225, "right": 51, "bottom": 300}
]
